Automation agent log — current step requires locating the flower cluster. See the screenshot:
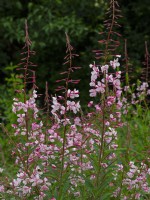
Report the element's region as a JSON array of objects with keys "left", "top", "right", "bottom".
[
  {"left": 8, "top": 90, "right": 52, "bottom": 199},
  {"left": 89, "top": 57, "right": 122, "bottom": 99},
  {"left": 112, "top": 162, "right": 150, "bottom": 199},
  {"left": 123, "top": 81, "right": 150, "bottom": 107}
]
